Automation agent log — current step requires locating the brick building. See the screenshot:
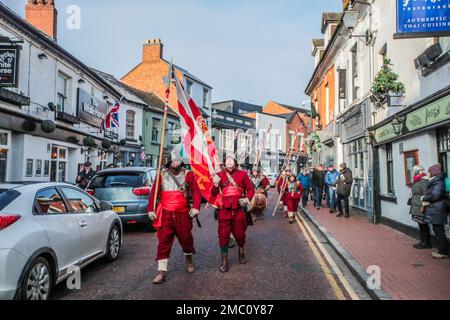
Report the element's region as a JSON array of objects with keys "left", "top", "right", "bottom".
[{"left": 121, "top": 39, "right": 212, "bottom": 127}]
